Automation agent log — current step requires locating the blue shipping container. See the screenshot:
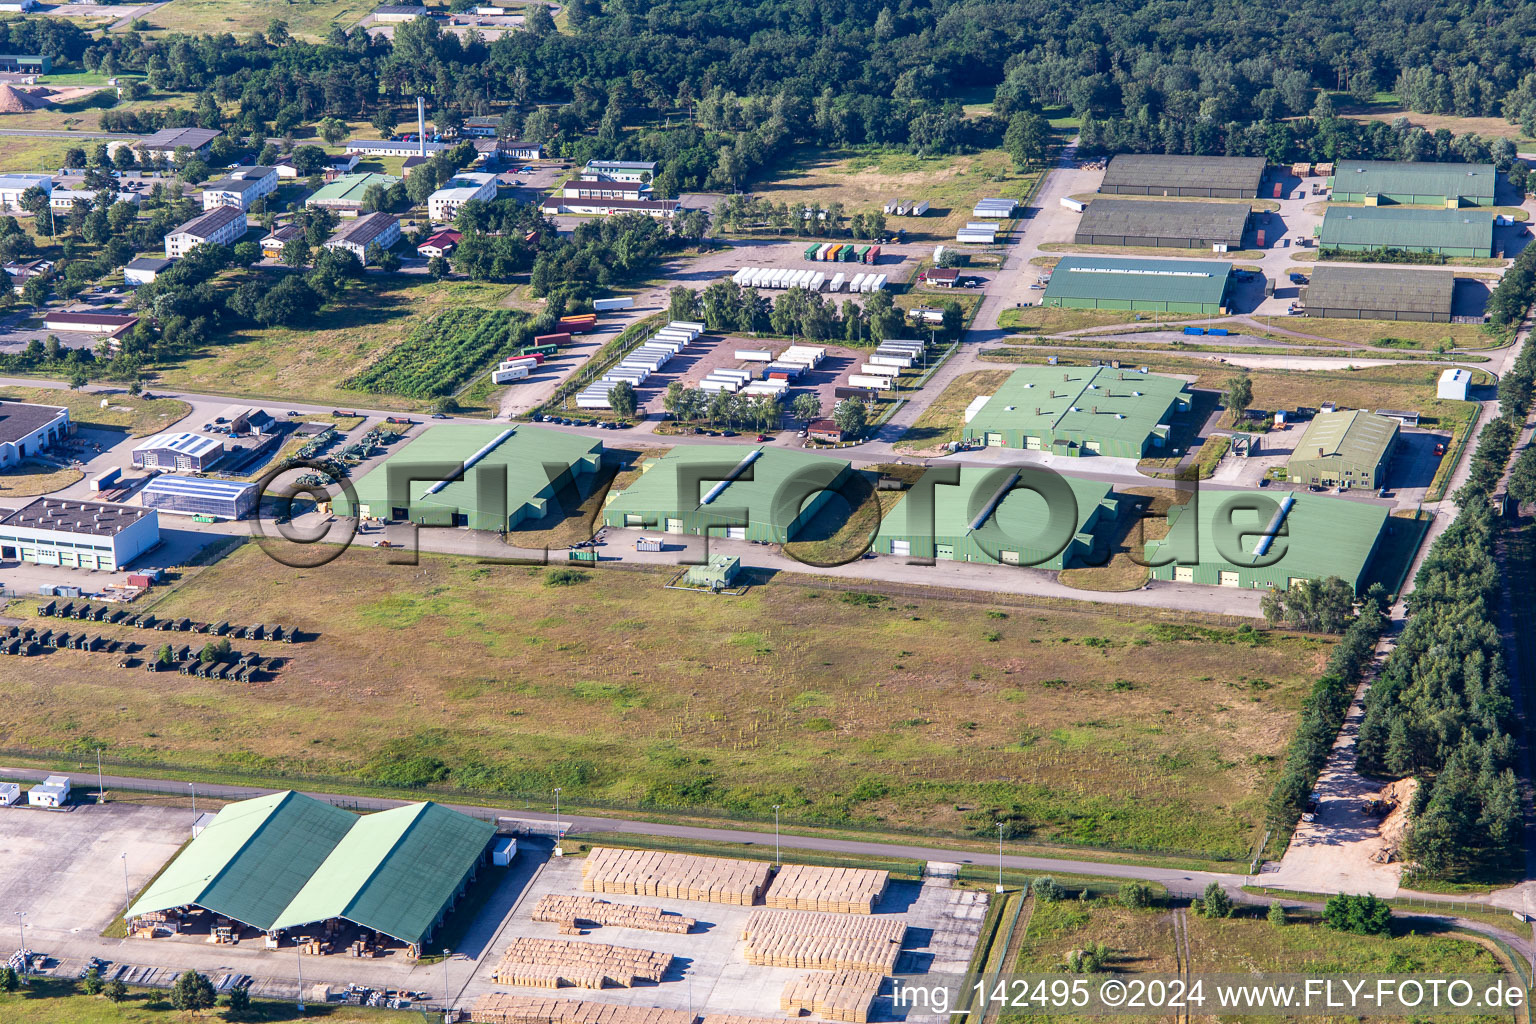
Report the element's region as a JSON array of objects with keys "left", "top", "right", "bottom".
[{"left": 1182, "top": 326, "right": 1205, "bottom": 336}]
